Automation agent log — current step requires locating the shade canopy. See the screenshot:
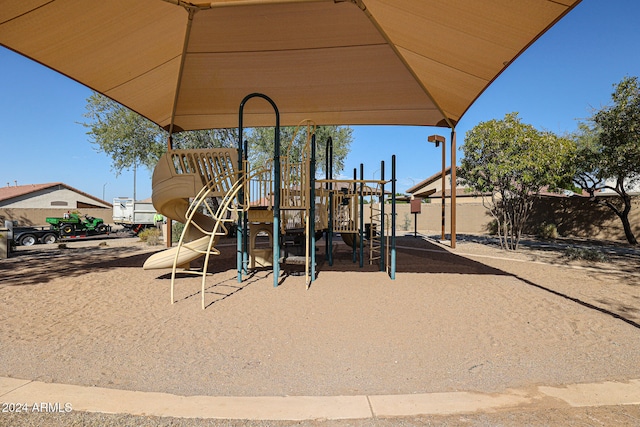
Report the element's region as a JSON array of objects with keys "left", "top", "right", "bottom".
[{"left": 0, "top": 0, "right": 580, "bottom": 132}]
